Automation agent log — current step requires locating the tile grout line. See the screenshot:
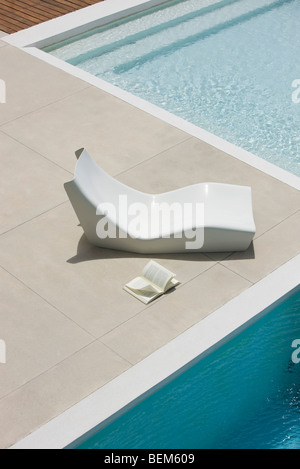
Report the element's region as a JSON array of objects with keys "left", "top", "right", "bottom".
[
  {"left": 216, "top": 261, "right": 255, "bottom": 286},
  {"left": 114, "top": 135, "right": 193, "bottom": 178},
  {"left": 0, "top": 339, "right": 98, "bottom": 404},
  {"left": 214, "top": 209, "right": 300, "bottom": 283},
  {"left": 252, "top": 207, "right": 300, "bottom": 242},
  {"left": 99, "top": 261, "right": 219, "bottom": 342},
  {"left": 96, "top": 338, "right": 135, "bottom": 367},
  {"left": 0, "top": 263, "right": 96, "bottom": 339},
  {"left": 216, "top": 209, "right": 300, "bottom": 284},
  {"left": 0, "top": 102, "right": 192, "bottom": 182},
  {"left": 217, "top": 209, "right": 300, "bottom": 284},
  {"left": 0, "top": 338, "right": 132, "bottom": 407},
  {"left": 219, "top": 249, "right": 300, "bottom": 287},
  {"left": 0, "top": 83, "right": 92, "bottom": 129},
  {"left": 0, "top": 200, "right": 69, "bottom": 238},
  {"left": 99, "top": 264, "right": 254, "bottom": 367},
  {"left": 206, "top": 251, "right": 233, "bottom": 262},
  {"left": 0, "top": 128, "right": 74, "bottom": 176}
]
